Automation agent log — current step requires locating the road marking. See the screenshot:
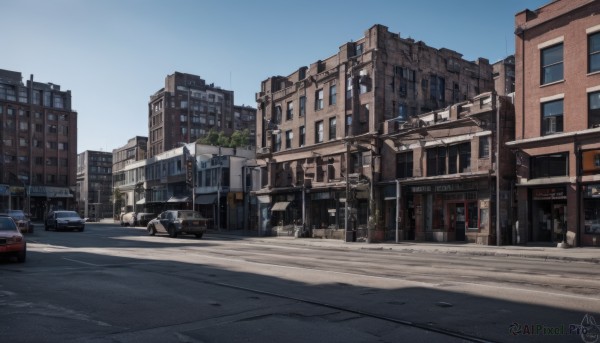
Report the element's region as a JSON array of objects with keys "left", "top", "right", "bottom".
[{"left": 62, "top": 258, "right": 102, "bottom": 266}]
